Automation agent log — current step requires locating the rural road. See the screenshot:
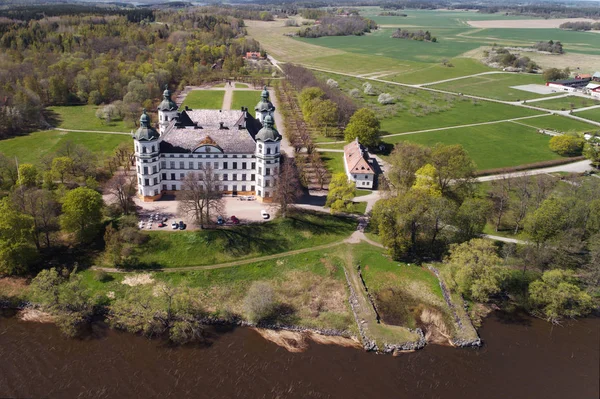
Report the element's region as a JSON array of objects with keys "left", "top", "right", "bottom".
[{"left": 475, "top": 159, "right": 593, "bottom": 181}]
